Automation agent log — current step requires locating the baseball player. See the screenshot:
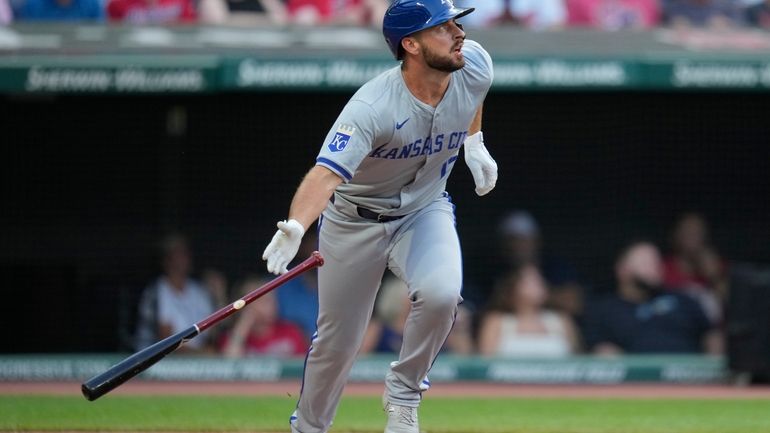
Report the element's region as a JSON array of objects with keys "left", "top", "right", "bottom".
[{"left": 262, "top": 1, "right": 496, "bottom": 432}]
